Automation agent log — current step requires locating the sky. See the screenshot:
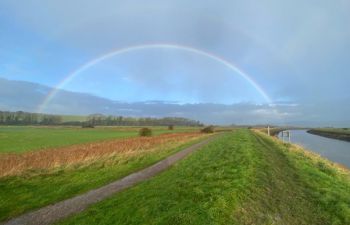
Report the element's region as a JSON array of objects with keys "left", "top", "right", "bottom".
[{"left": 0, "top": 0, "right": 349, "bottom": 125}]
